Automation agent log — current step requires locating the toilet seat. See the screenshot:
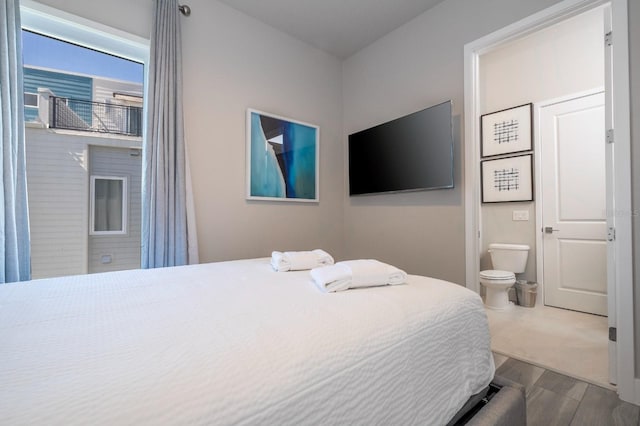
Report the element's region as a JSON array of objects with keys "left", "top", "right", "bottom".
[{"left": 479, "top": 270, "right": 515, "bottom": 281}]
